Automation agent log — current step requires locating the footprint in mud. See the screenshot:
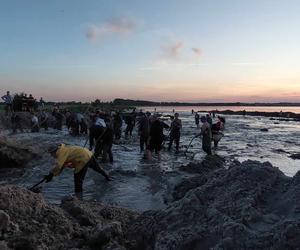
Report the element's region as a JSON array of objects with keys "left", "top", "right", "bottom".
[{"left": 110, "top": 169, "right": 138, "bottom": 177}]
